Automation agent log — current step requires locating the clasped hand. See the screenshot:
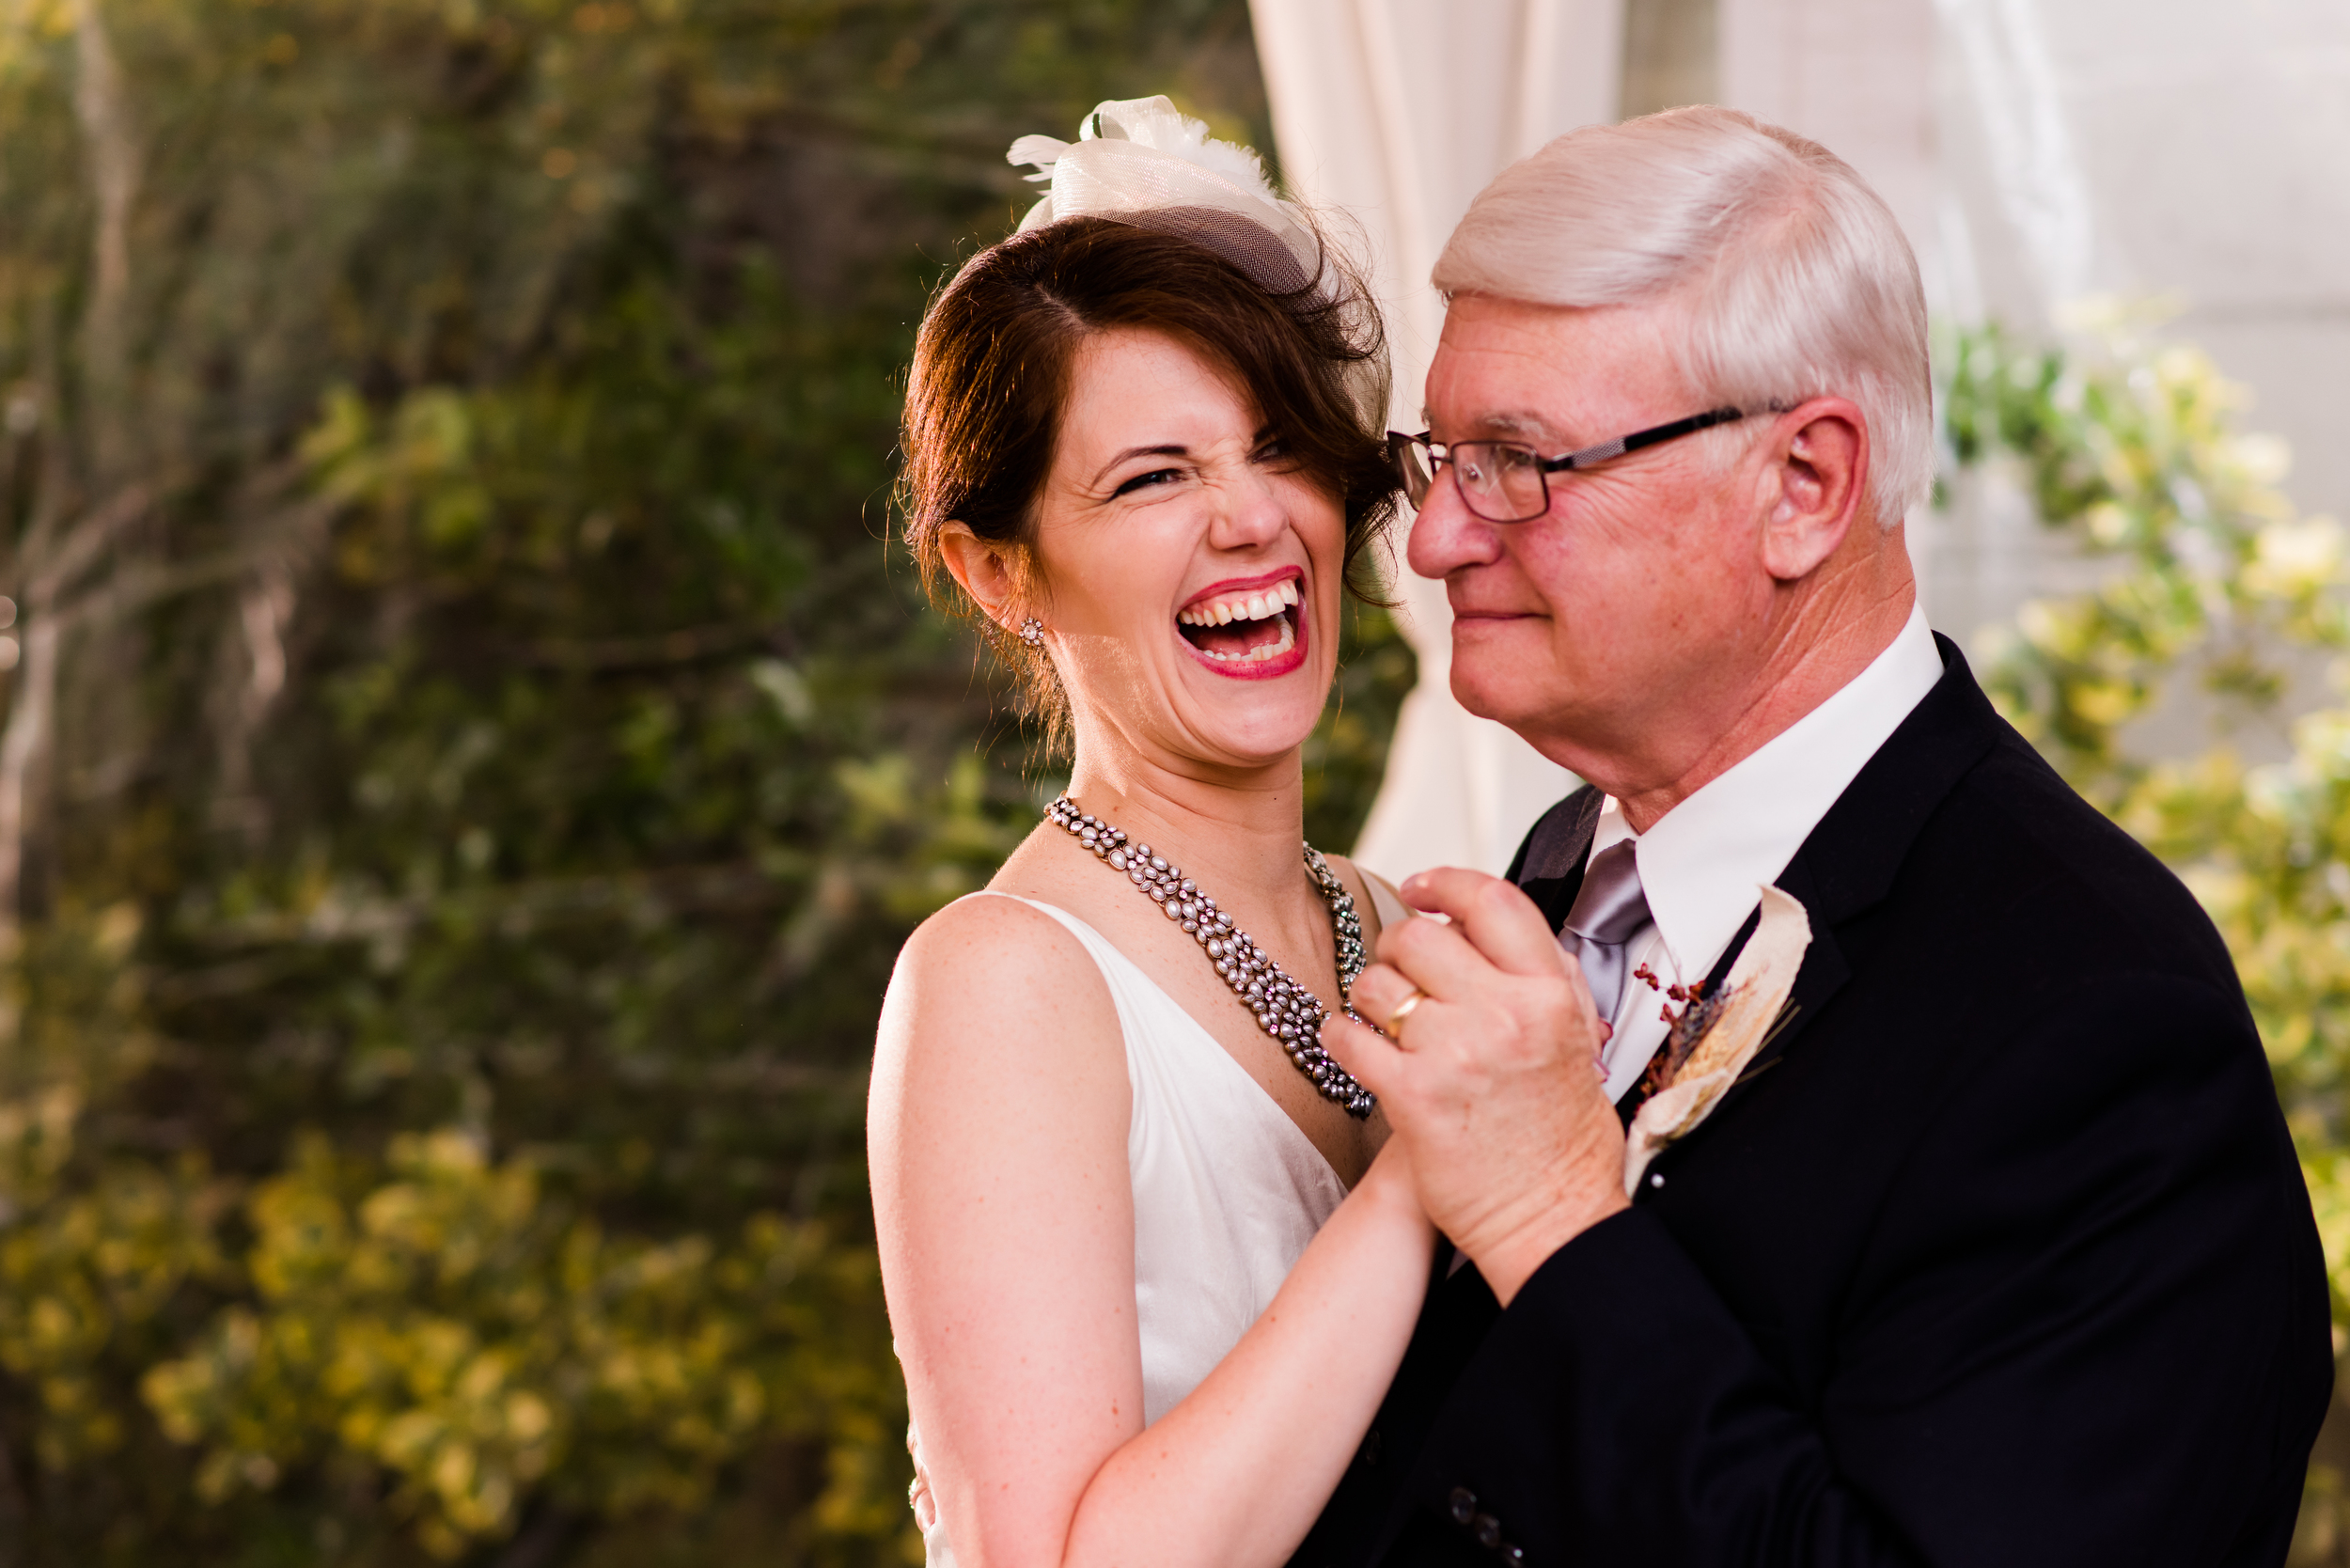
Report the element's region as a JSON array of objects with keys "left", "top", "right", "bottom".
[{"left": 1322, "top": 869, "right": 1628, "bottom": 1306}]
